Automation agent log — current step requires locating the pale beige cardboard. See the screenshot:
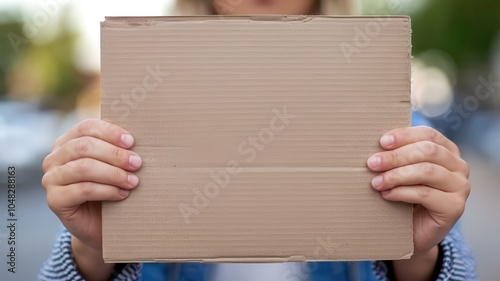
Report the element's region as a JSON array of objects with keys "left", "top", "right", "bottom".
[{"left": 101, "top": 16, "right": 413, "bottom": 263}]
